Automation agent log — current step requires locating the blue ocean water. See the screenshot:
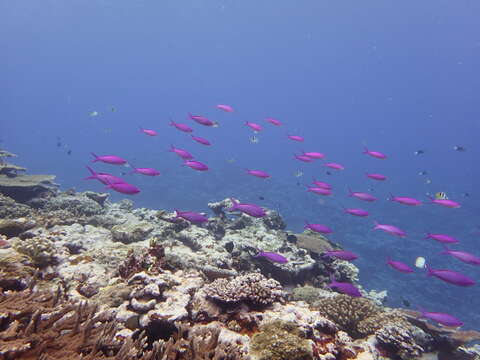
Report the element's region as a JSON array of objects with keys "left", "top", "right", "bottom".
[{"left": 2, "top": 1, "right": 479, "bottom": 328}]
